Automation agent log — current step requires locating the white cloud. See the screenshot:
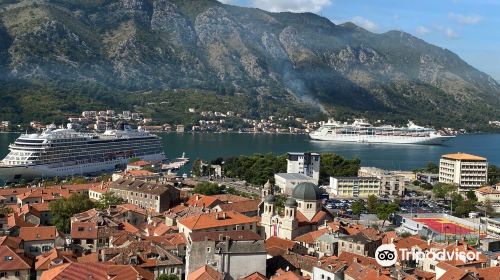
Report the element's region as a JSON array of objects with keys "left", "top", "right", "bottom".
[
  {"left": 415, "top": 26, "right": 431, "bottom": 36},
  {"left": 219, "top": 0, "right": 234, "bottom": 3},
  {"left": 351, "top": 16, "right": 378, "bottom": 32},
  {"left": 439, "top": 26, "right": 459, "bottom": 39},
  {"left": 250, "top": 0, "right": 332, "bottom": 13},
  {"left": 448, "top": 12, "right": 482, "bottom": 25}
]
